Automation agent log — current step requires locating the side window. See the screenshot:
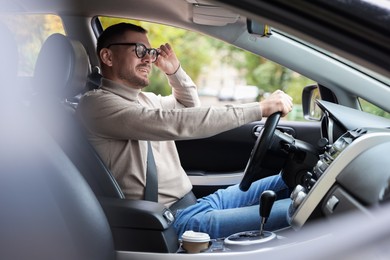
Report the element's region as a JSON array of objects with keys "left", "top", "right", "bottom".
[
  {"left": 0, "top": 14, "right": 65, "bottom": 76},
  {"left": 98, "top": 16, "right": 315, "bottom": 121}
]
